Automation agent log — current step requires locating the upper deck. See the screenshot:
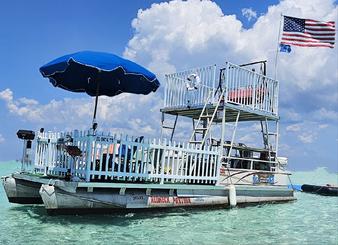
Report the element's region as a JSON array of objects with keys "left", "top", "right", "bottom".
[{"left": 161, "top": 62, "right": 279, "bottom": 122}]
